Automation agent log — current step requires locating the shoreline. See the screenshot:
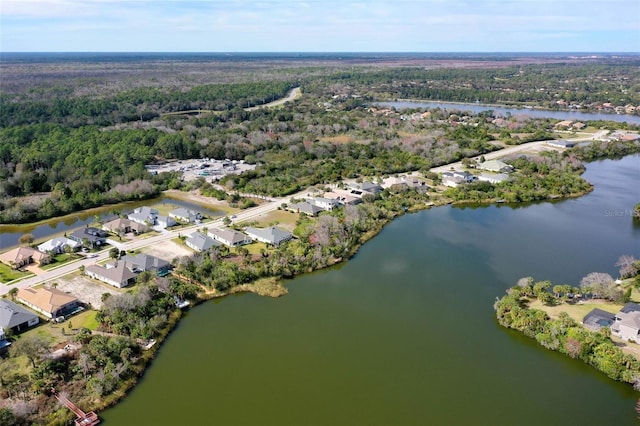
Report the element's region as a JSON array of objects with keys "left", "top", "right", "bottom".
[{"left": 383, "top": 98, "right": 640, "bottom": 119}]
